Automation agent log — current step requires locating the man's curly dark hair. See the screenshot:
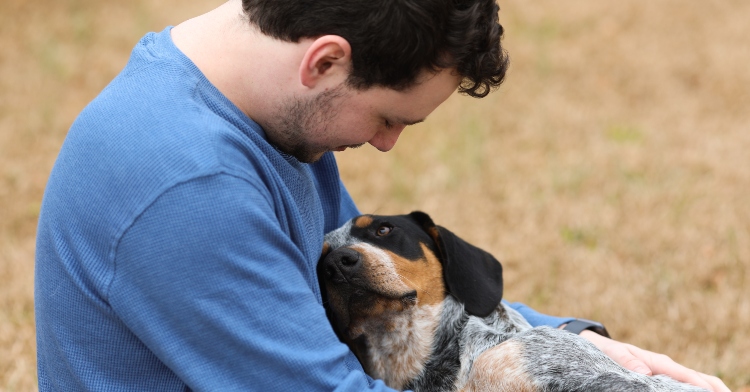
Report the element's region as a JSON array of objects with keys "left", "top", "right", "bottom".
[{"left": 242, "top": 0, "right": 509, "bottom": 98}]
